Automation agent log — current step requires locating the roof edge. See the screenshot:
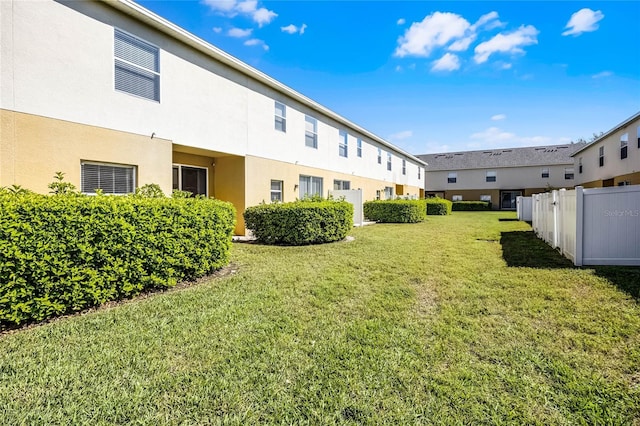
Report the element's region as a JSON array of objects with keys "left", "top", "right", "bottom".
[{"left": 570, "top": 111, "right": 640, "bottom": 157}]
